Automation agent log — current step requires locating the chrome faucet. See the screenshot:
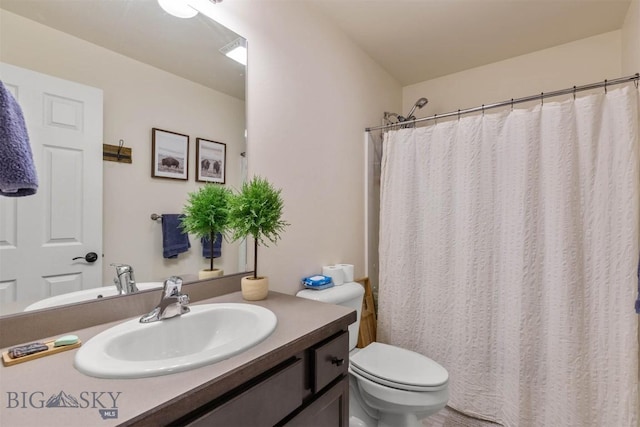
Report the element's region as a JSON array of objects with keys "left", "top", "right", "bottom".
[
  {"left": 111, "top": 263, "right": 138, "bottom": 295},
  {"left": 140, "top": 276, "right": 190, "bottom": 323}
]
